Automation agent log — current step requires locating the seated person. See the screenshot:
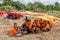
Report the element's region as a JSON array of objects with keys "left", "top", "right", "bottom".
[
  {"left": 47, "top": 21, "right": 53, "bottom": 28},
  {"left": 42, "top": 21, "right": 51, "bottom": 32},
  {"left": 21, "top": 20, "right": 31, "bottom": 34},
  {"left": 9, "top": 23, "right": 18, "bottom": 36},
  {"left": 37, "top": 19, "right": 43, "bottom": 32},
  {"left": 32, "top": 19, "right": 44, "bottom": 33},
  {"left": 45, "top": 21, "right": 51, "bottom": 32},
  {"left": 10, "top": 23, "right": 23, "bottom": 37},
  {"left": 32, "top": 20, "right": 37, "bottom": 33}
]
